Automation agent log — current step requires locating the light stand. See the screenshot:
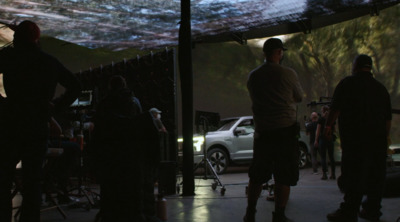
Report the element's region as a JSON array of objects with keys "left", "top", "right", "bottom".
[
  {"left": 192, "top": 111, "right": 226, "bottom": 195},
  {"left": 67, "top": 108, "right": 98, "bottom": 210}
]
